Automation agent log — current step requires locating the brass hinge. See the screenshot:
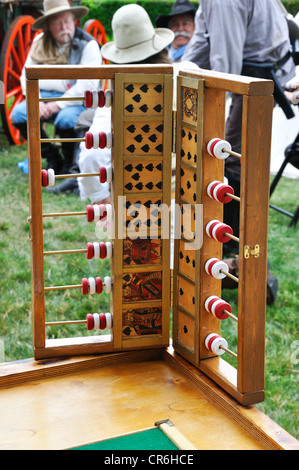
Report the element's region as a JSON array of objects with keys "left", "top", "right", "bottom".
[{"left": 244, "top": 244, "right": 260, "bottom": 259}]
